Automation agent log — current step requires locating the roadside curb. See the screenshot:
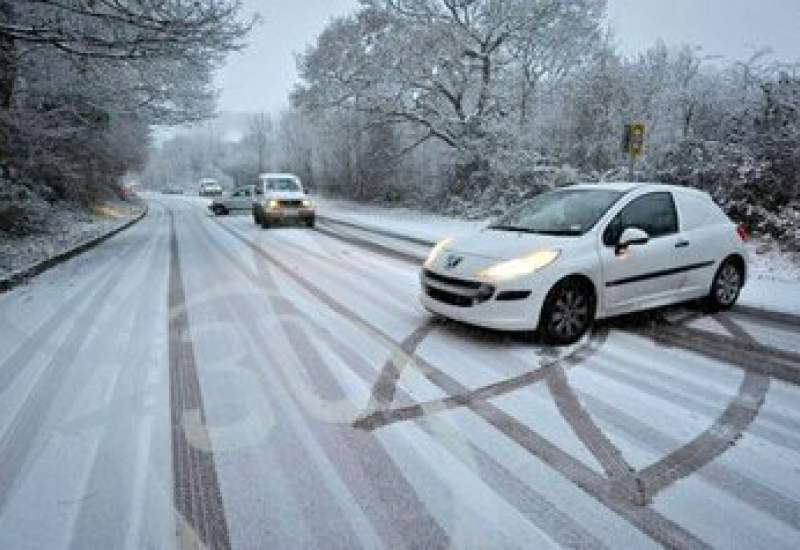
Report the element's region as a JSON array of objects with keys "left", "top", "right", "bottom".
[{"left": 0, "top": 203, "right": 149, "bottom": 294}]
